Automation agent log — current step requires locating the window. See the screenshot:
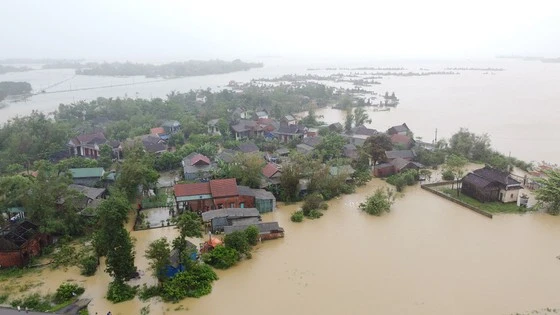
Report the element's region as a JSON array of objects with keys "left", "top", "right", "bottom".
[
  {"left": 218, "top": 204, "right": 223, "bottom": 209},
  {"left": 511, "top": 194, "right": 514, "bottom": 198},
  {"left": 240, "top": 202, "right": 245, "bottom": 208},
  {"left": 230, "top": 203, "right": 235, "bottom": 208}
]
